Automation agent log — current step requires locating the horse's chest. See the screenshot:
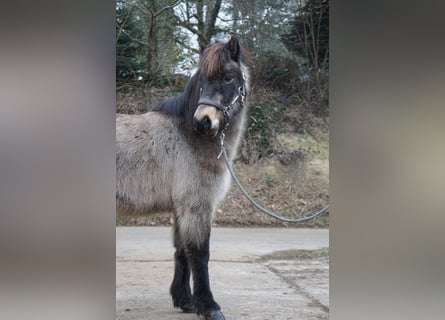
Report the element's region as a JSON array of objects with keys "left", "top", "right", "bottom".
[{"left": 173, "top": 155, "right": 230, "bottom": 202}]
